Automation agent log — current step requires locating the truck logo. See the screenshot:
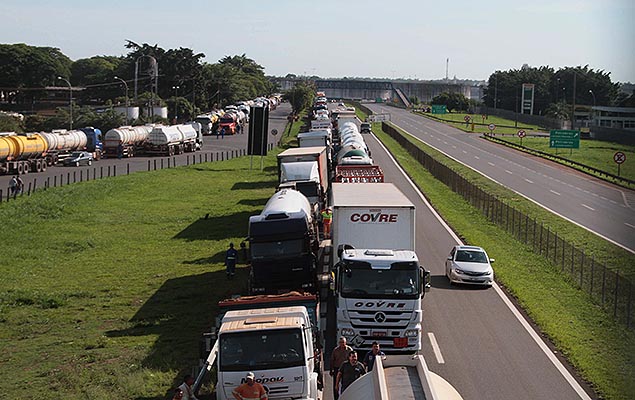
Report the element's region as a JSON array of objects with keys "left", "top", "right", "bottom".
[
  {"left": 350, "top": 213, "right": 398, "bottom": 223},
  {"left": 374, "top": 312, "right": 386, "bottom": 323},
  {"left": 240, "top": 376, "right": 284, "bottom": 384},
  {"left": 353, "top": 301, "right": 406, "bottom": 308}
]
